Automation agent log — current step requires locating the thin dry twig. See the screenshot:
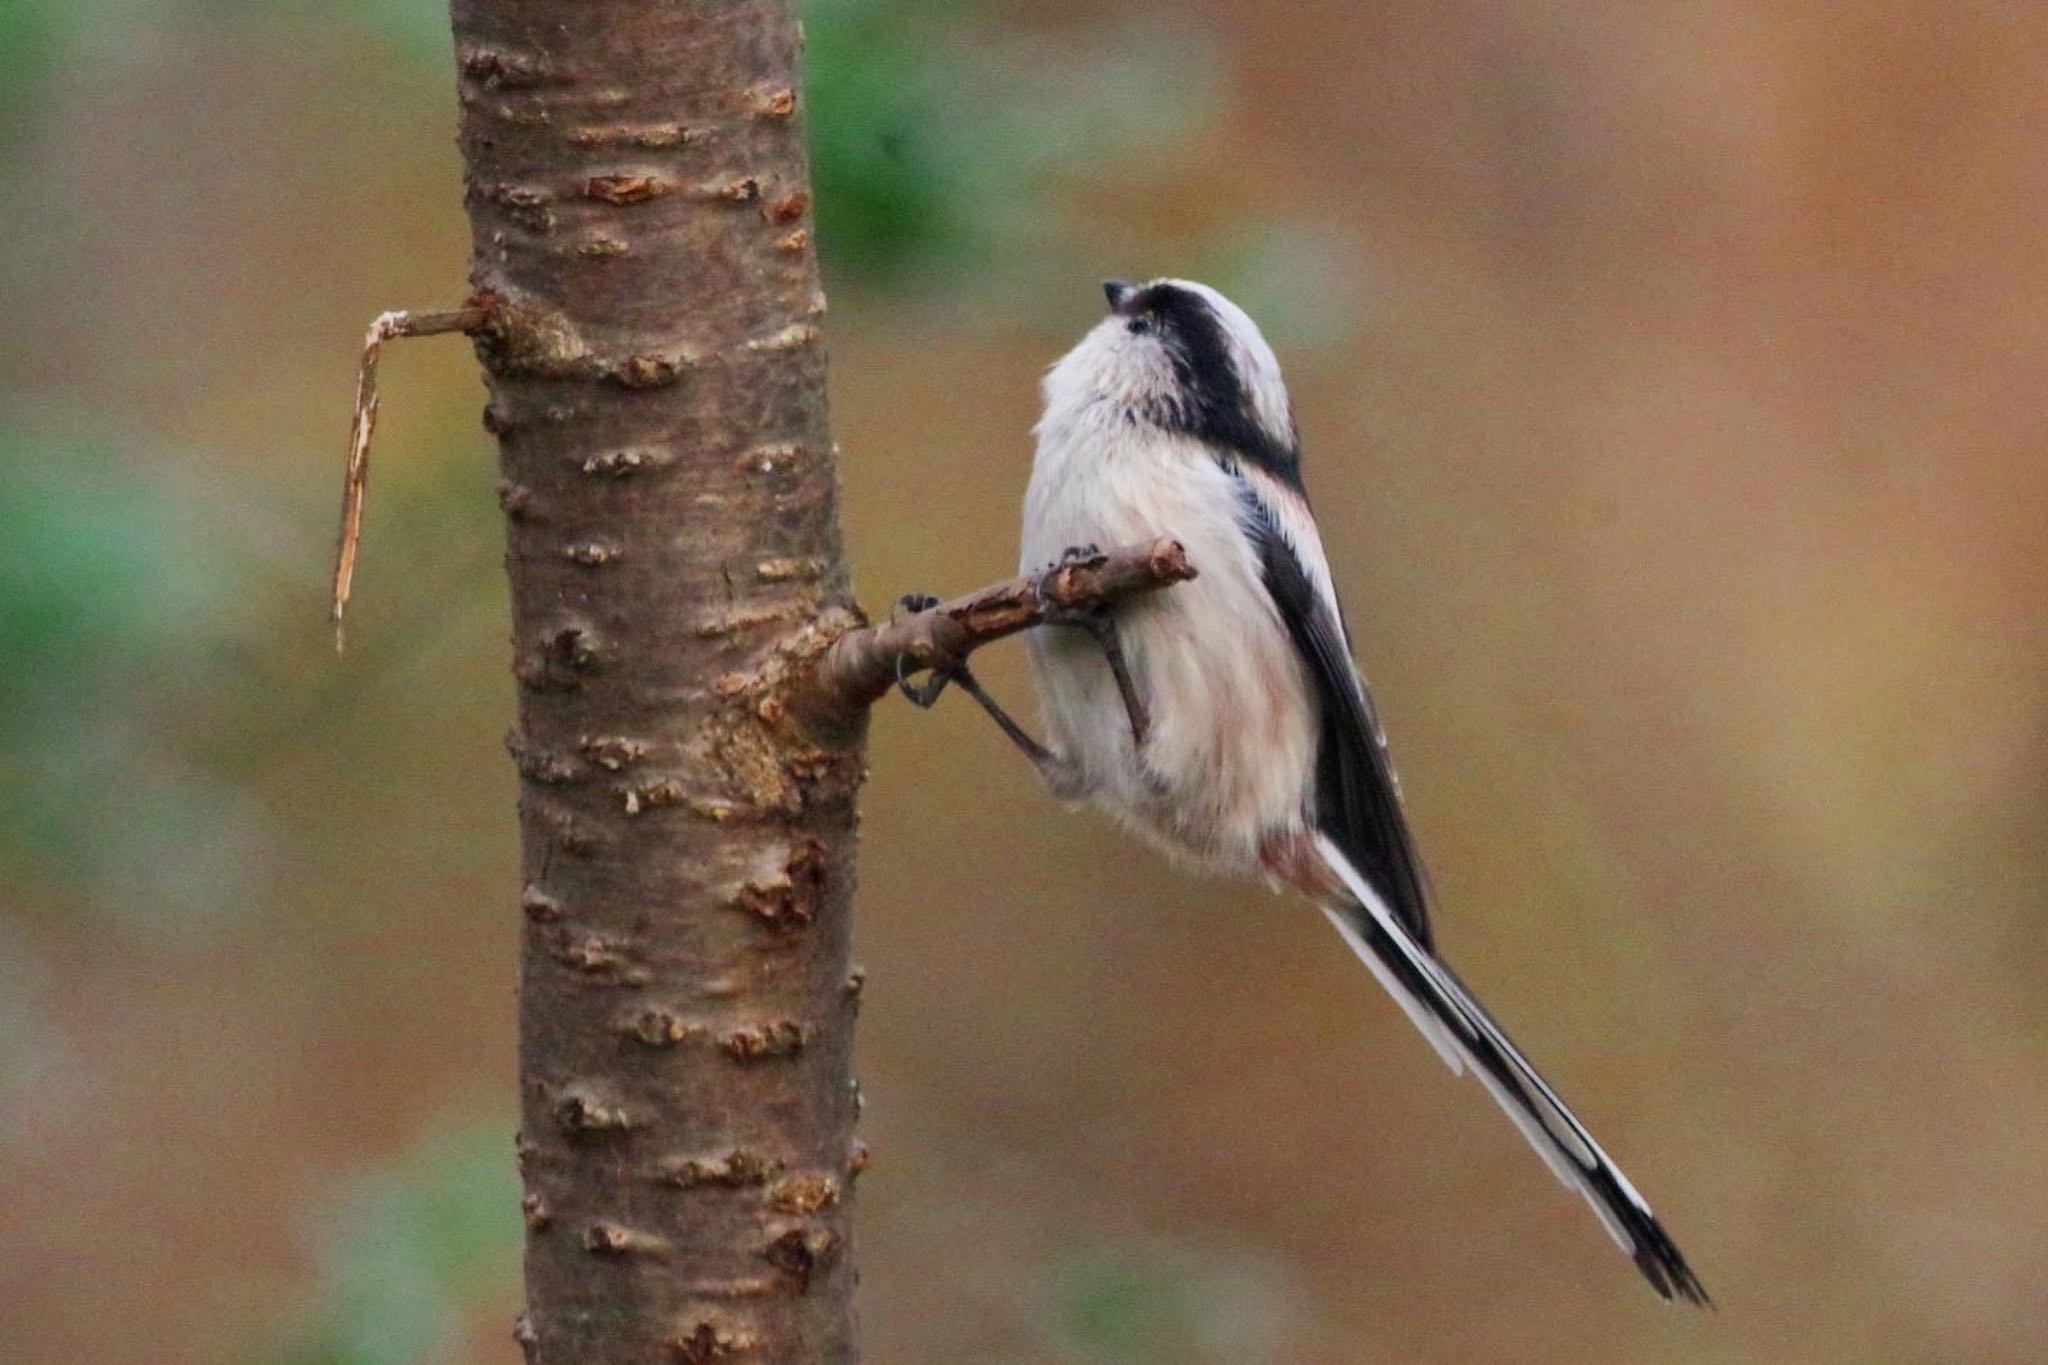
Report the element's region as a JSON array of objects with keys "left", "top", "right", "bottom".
[
  {"left": 799, "top": 538, "right": 1198, "bottom": 722},
  {"left": 331, "top": 304, "right": 491, "bottom": 650}
]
